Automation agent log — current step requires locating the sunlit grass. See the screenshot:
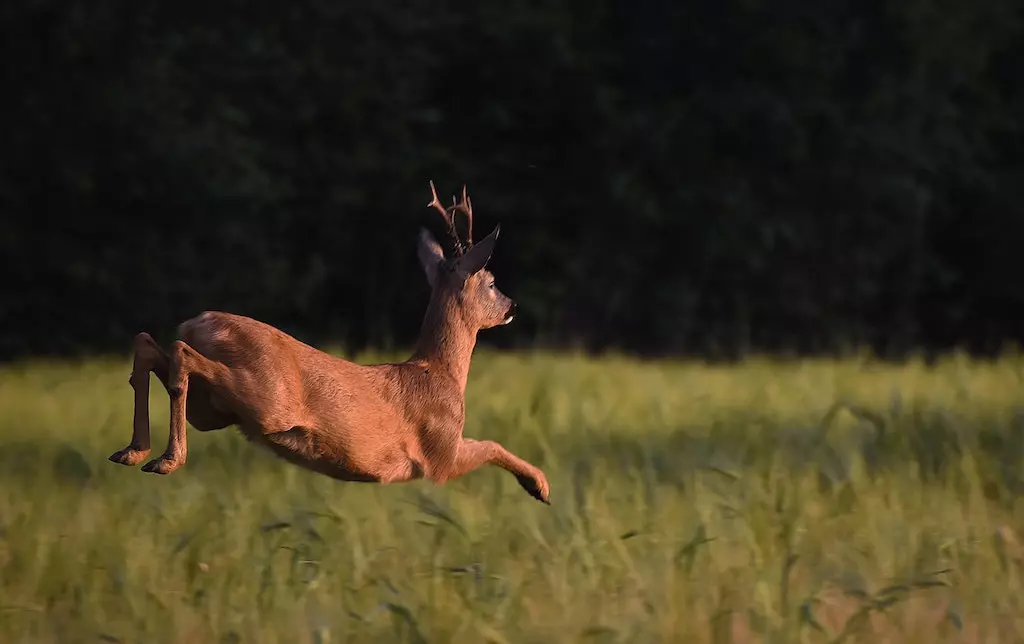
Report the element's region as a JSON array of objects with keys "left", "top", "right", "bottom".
[{"left": 2, "top": 350, "right": 1024, "bottom": 642}]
